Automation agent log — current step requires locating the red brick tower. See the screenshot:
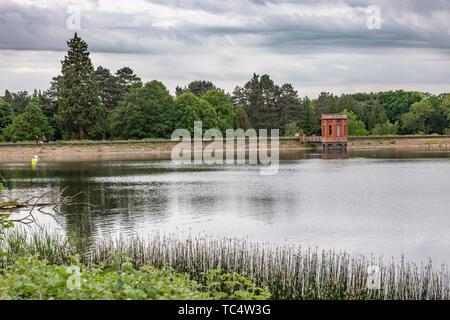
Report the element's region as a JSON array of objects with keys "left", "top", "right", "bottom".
[{"left": 321, "top": 114, "right": 348, "bottom": 151}]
